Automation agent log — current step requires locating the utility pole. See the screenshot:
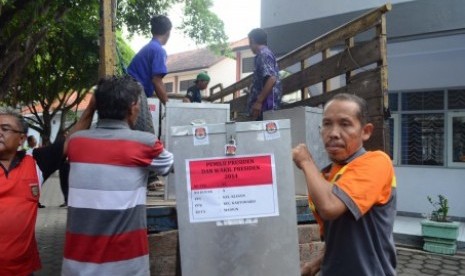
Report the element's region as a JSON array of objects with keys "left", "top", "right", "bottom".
[{"left": 99, "top": 0, "right": 116, "bottom": 78}]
